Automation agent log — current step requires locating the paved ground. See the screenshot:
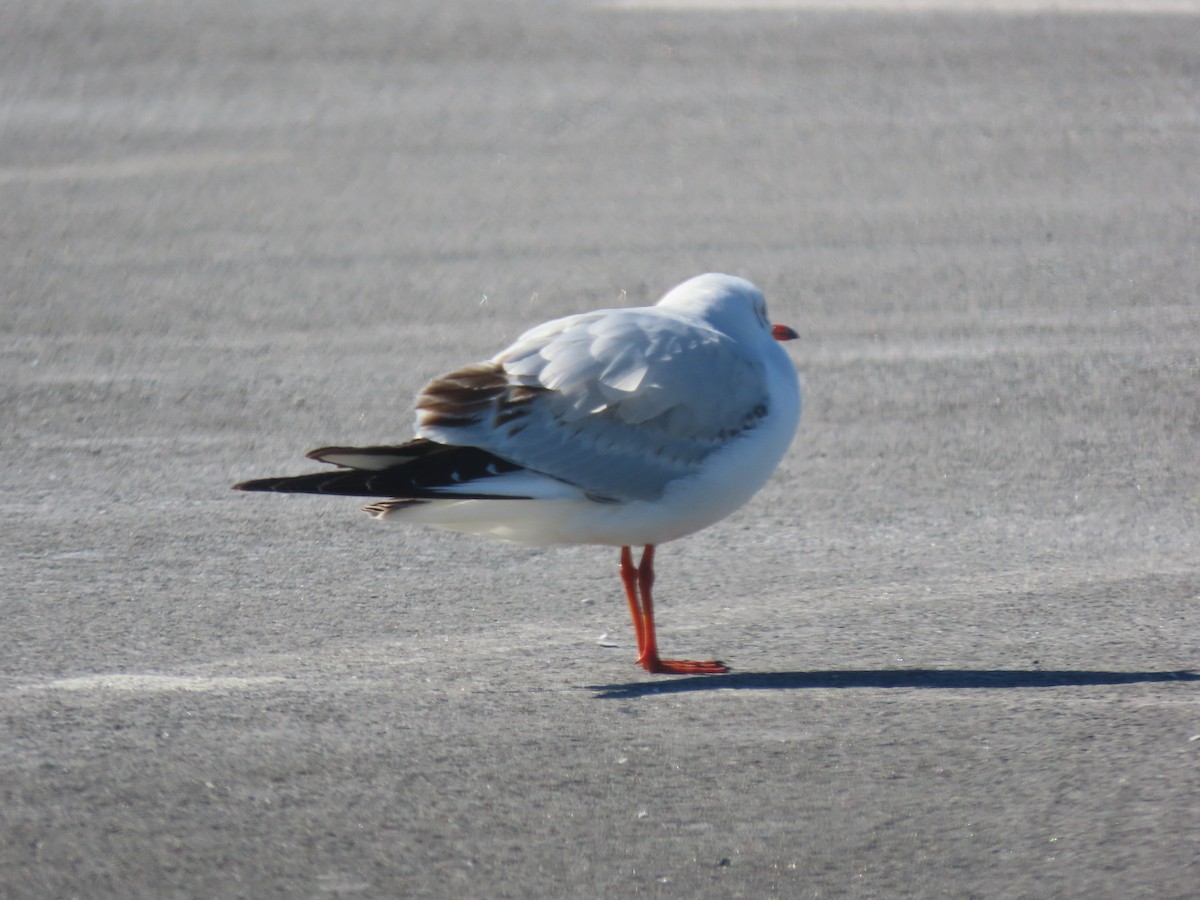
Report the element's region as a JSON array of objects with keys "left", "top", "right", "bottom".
[{"left": 3, "top": 1, "right": 1198, "bottom": 897}]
